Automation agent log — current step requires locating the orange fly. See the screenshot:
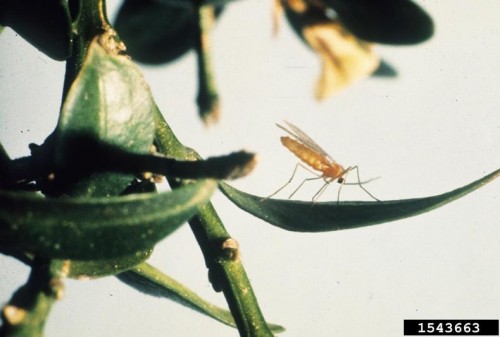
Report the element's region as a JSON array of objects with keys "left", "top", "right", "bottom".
[{"left": 267, "top": 121, "right": 379, "bottom": 202}]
